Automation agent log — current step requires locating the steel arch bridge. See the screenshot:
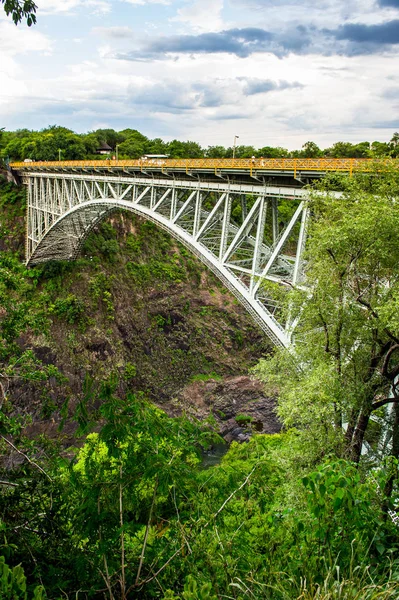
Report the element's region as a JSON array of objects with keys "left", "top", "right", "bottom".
[{"left": 10, "top": 158, "right": 354, "bottom": 348}]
